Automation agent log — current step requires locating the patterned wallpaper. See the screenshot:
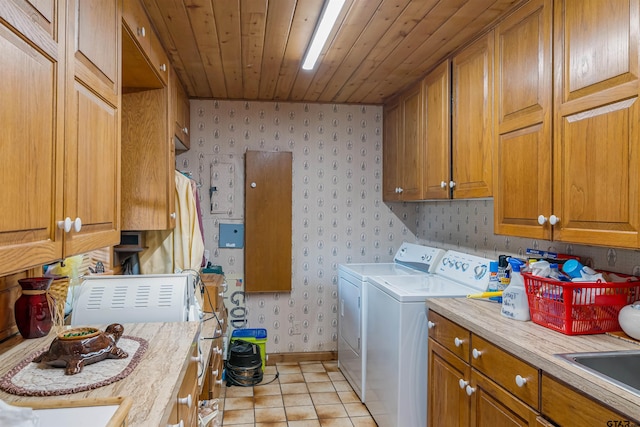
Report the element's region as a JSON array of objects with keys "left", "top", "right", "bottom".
[
  {"left": 178, "top": 100, "right": 640, "bottom": 355},
  {"left": 177, "top": 100, "right": 417, "bottom": 354}
]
